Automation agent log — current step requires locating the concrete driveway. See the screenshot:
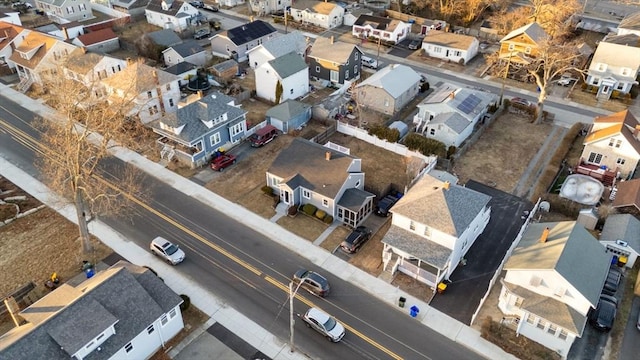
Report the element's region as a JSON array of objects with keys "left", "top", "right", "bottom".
[{"left": 429, "top": 180, "right": 533, "bottom": 324}]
